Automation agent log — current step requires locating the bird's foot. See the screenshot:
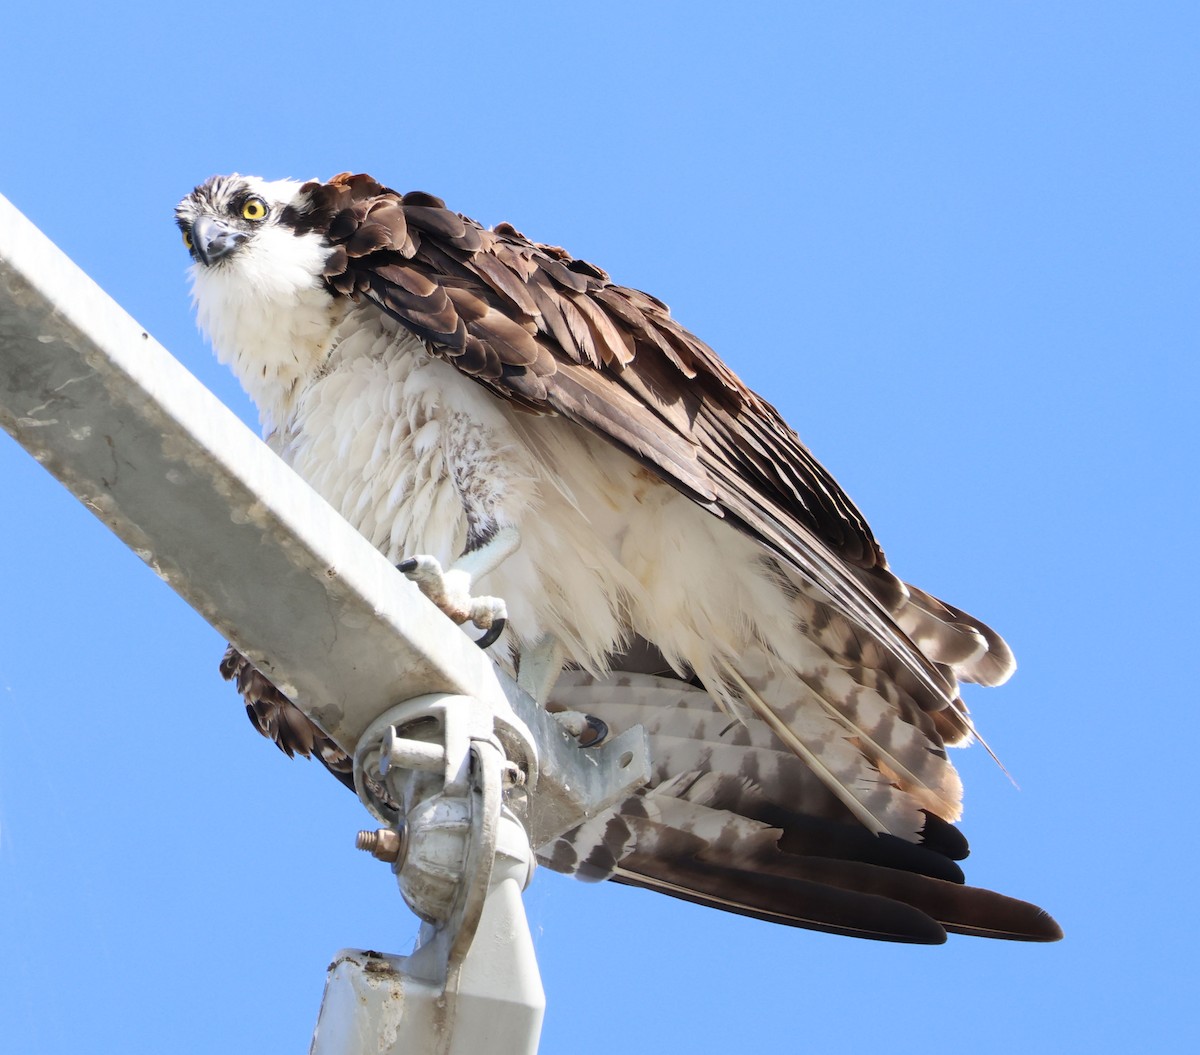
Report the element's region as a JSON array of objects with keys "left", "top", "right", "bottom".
[
  {"left": 550, "top": 709, "right": 611, "bottom": 748},
  {"left": 398, "top": 554, "right": 509, "bottom": 648},
  {"left": 397, "top": 527, "right": 521, "bottom": 650},
  {"left": 517, "top": 636, "right": 604, "bottom": 745}
]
